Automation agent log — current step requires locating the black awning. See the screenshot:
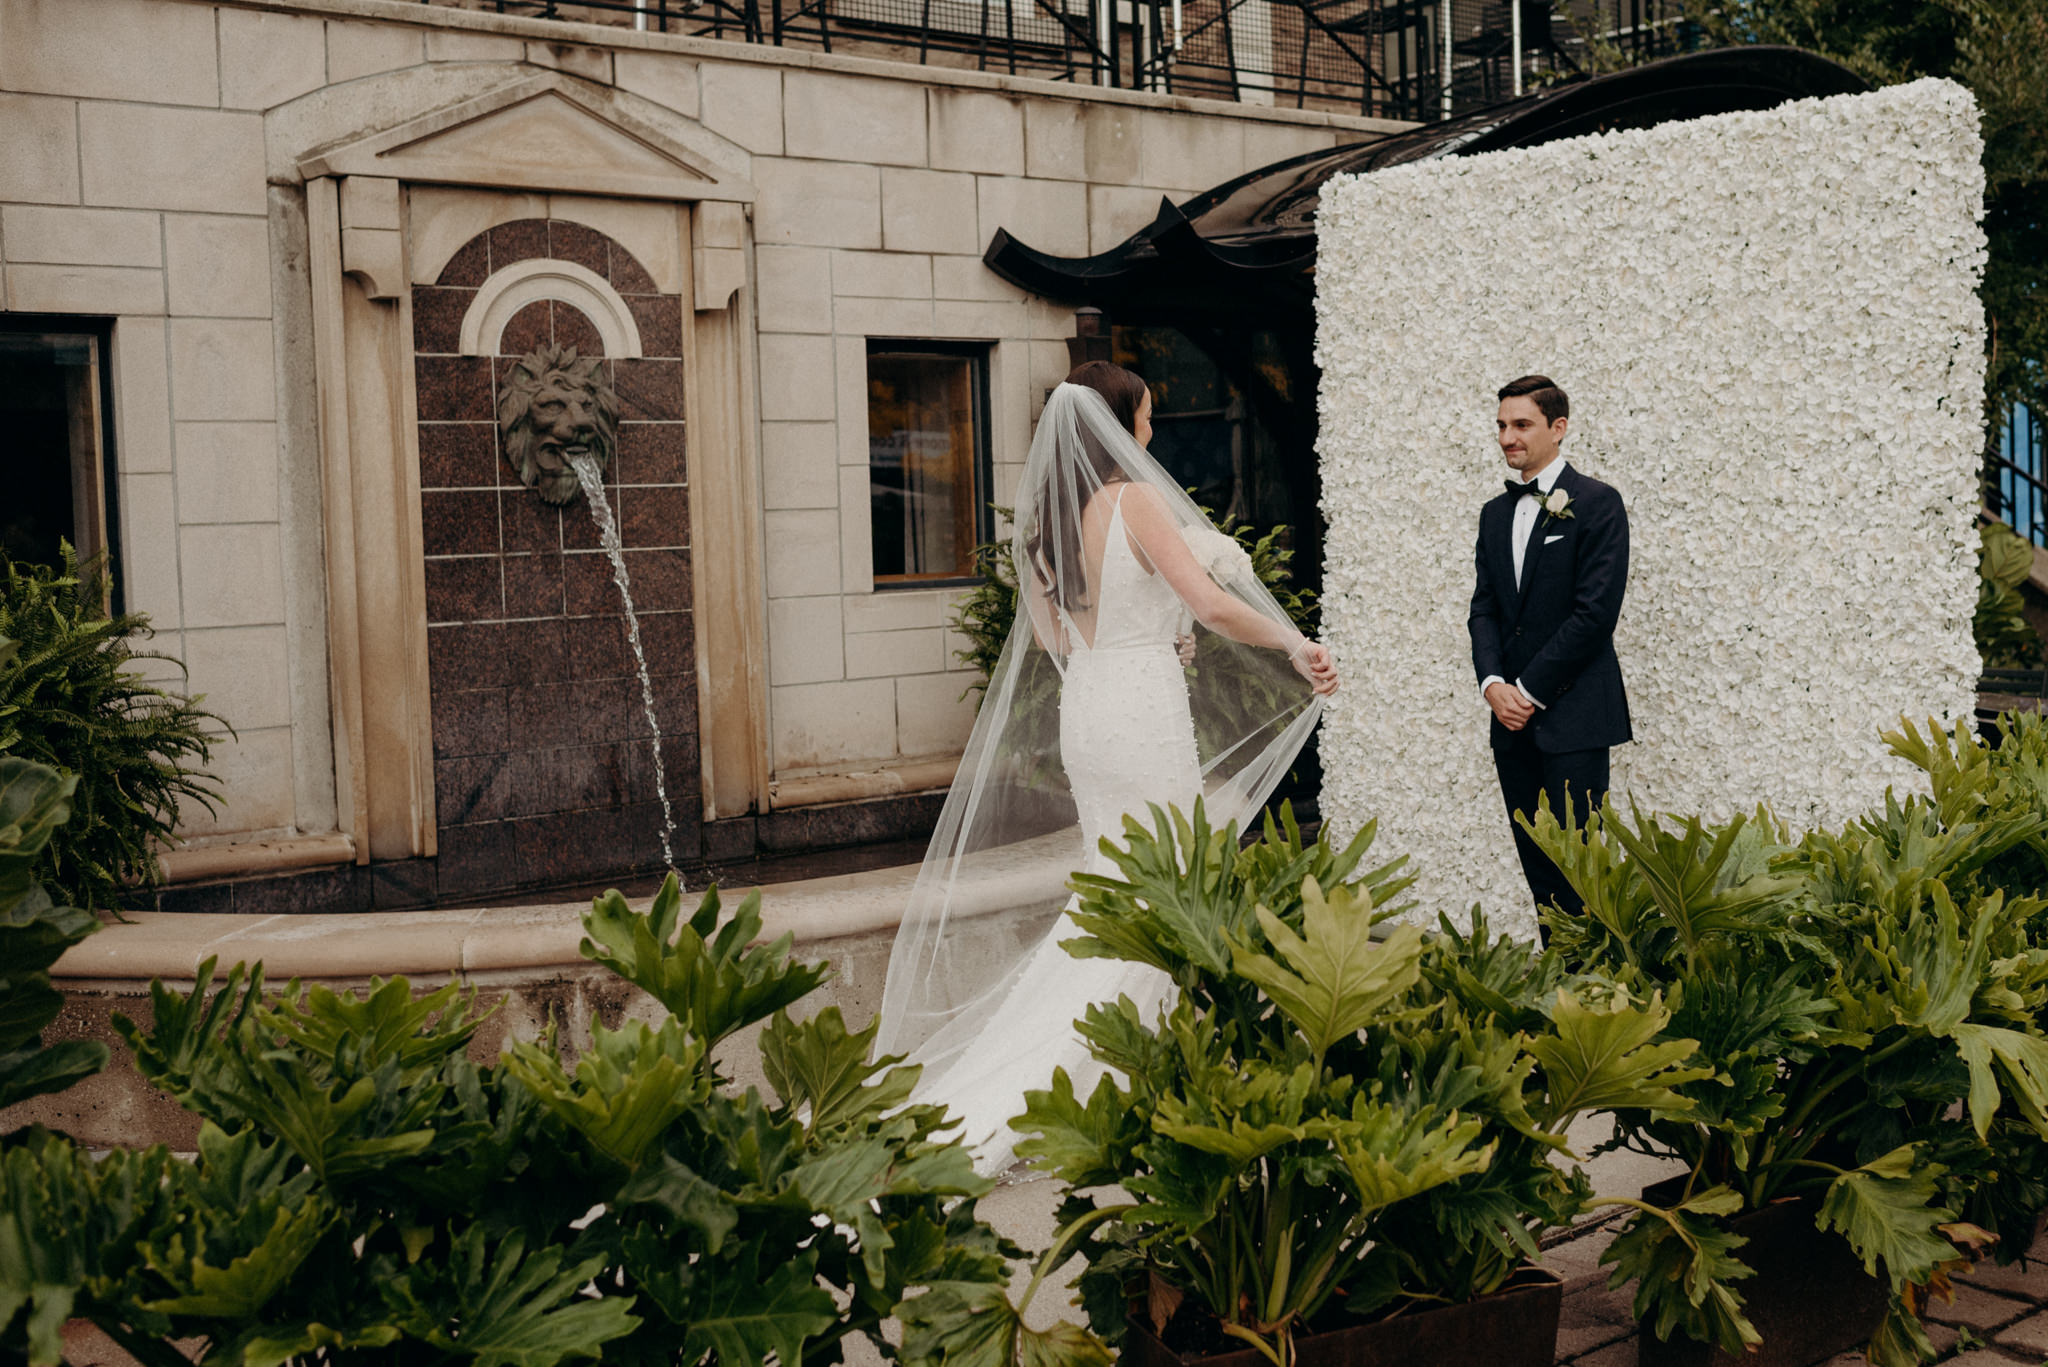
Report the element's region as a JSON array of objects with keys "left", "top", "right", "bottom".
[{"left": 985, "top": 46, "right": 1867, "bottom": 315}]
